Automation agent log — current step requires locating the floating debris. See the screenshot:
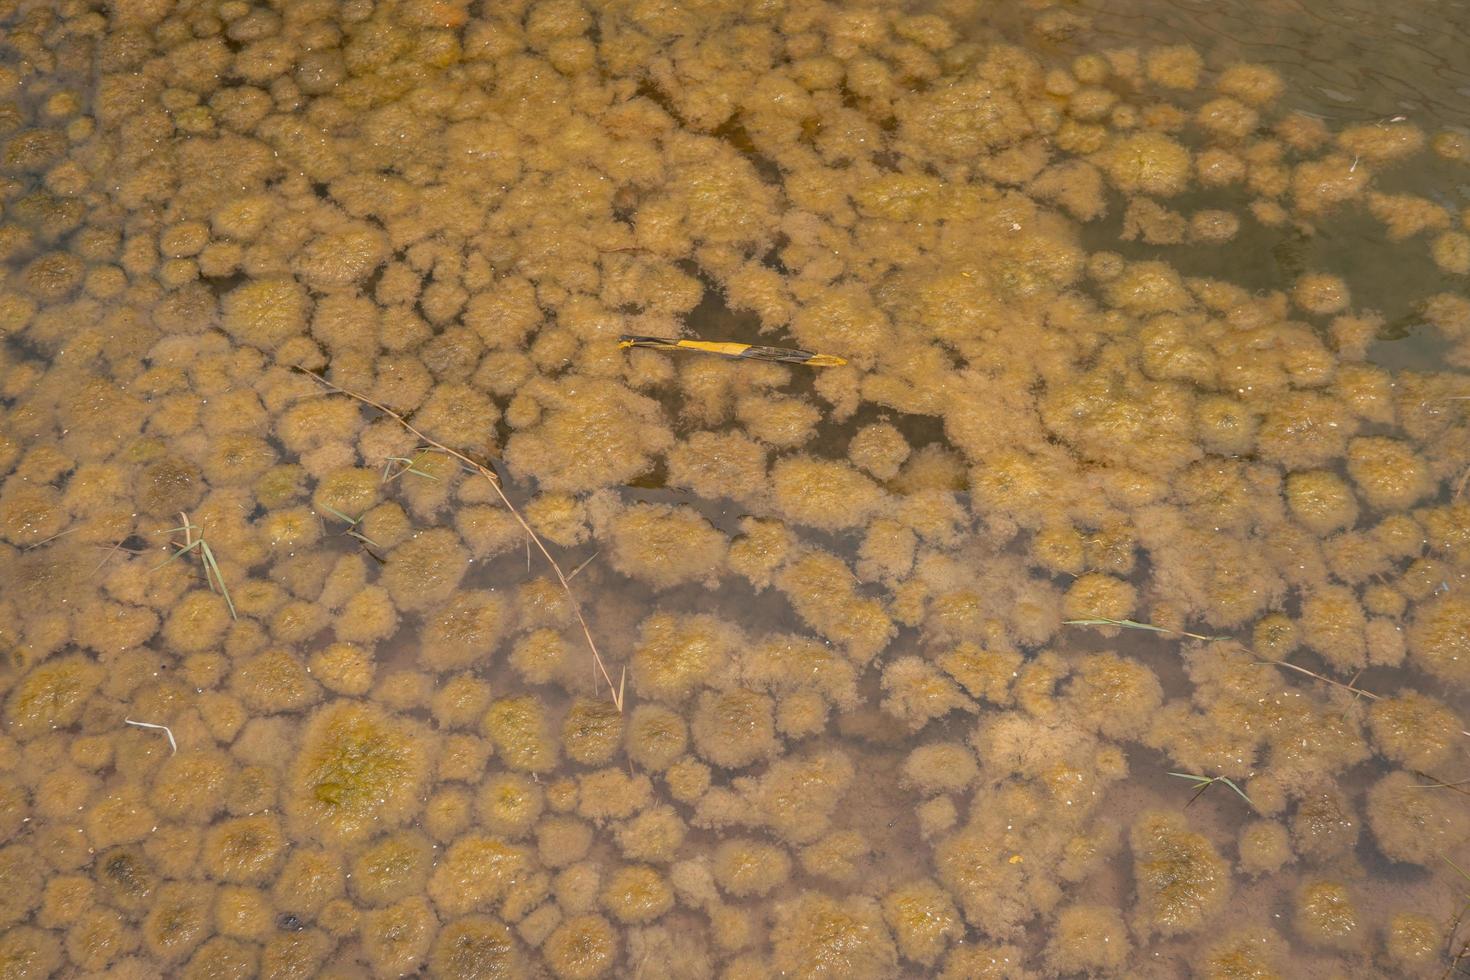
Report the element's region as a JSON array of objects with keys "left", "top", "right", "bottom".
[
  {"left": 124, "top": 718, "right": 177, "bottom": 755},
  {"left": 618, "top": 335, "right": 847, "bottom": 367}
]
